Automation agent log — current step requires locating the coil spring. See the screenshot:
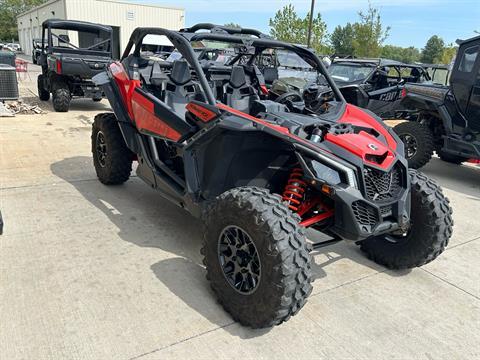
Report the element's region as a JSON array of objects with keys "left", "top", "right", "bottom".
[{"left": 282, "top": 168, "right": 307, "bottom": 211}]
